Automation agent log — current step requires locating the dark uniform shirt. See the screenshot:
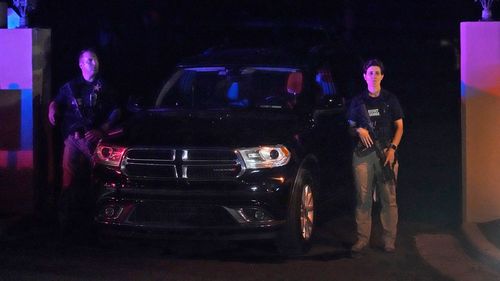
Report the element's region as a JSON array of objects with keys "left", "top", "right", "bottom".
[
  {"left": 54, "top": 75, "right": 118, "bottom": 139},
  {"left": 347, "top": 89, "right": 404, "bottom": 147}
]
